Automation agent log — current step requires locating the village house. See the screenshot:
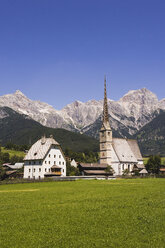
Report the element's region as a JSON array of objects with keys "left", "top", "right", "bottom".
[
  {"left": 23, "top": 135, "right": 66, "bottom": 179},
  {"left": 70, "top": 159, "right": 78, "bottom": 168}
]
